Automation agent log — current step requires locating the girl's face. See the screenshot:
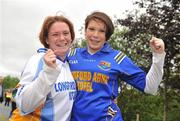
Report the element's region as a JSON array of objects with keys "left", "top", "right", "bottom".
[
  {"left": 85, "top": 19, "right": 106, "bottom": 54},
  {"left": 47, "top": 22, "right": 72, "bottom": 57}
]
